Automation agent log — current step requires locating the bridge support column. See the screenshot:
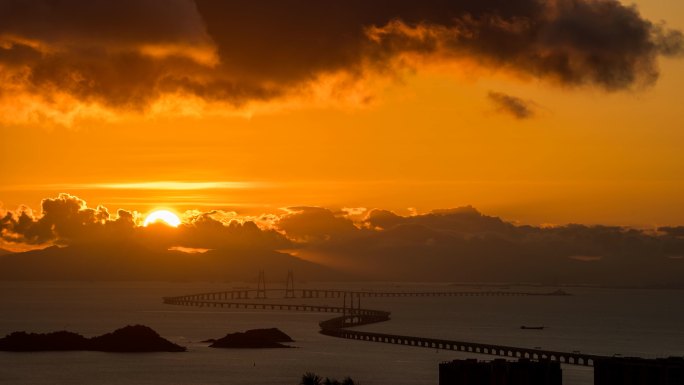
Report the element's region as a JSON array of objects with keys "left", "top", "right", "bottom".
[
  {"left": 285, "top": 270, "right": 295, "bottom": 298},
  {"left": 256, "top": 270, "right": 267, "bottom": 299}
]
